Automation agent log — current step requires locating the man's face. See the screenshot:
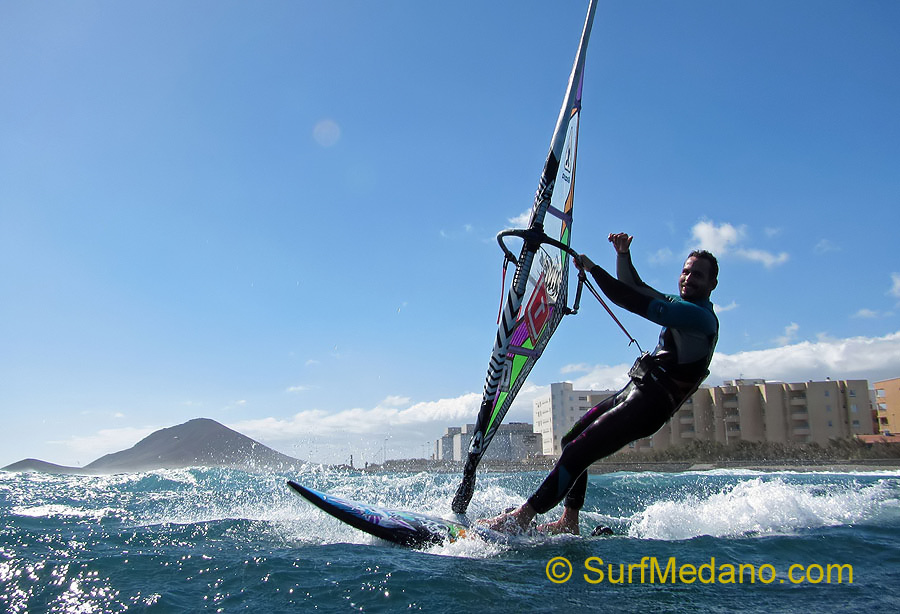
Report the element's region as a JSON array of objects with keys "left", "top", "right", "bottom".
[{"left": 679, "top": 256, "right": 716, "bottom": 301}]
